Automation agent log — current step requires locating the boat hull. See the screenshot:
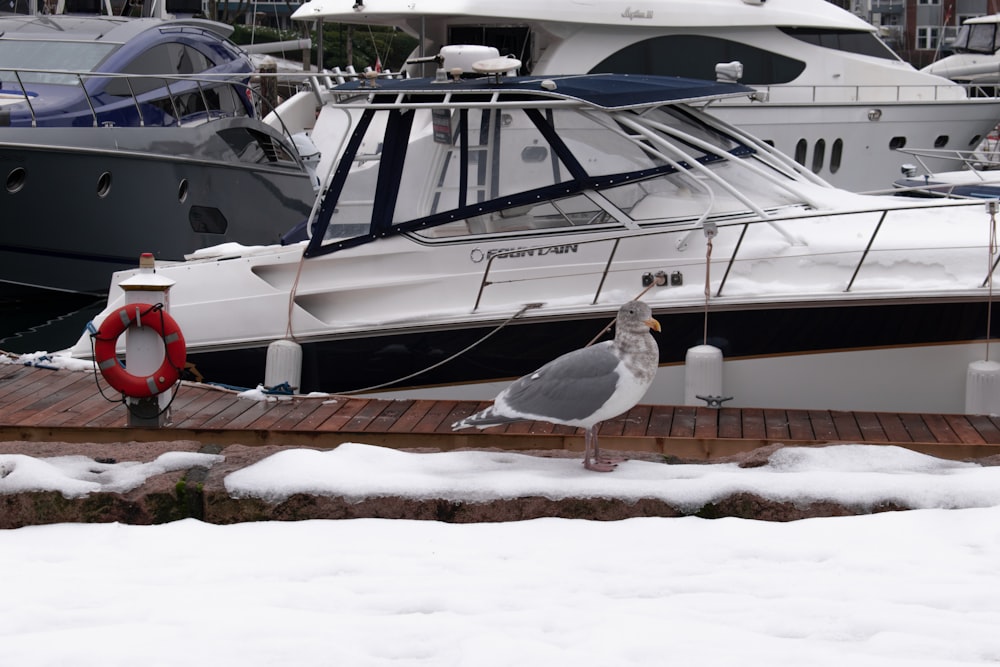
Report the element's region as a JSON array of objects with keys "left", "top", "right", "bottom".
[
  {"left": 712, "top": 98, "right": 1000, "bottom": 193},
  {"left": 0, "top": 123, "right": 315, "bottom": 295},
  {"left": 172, "top": 296, "right": 998, "bottom": 414}
]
